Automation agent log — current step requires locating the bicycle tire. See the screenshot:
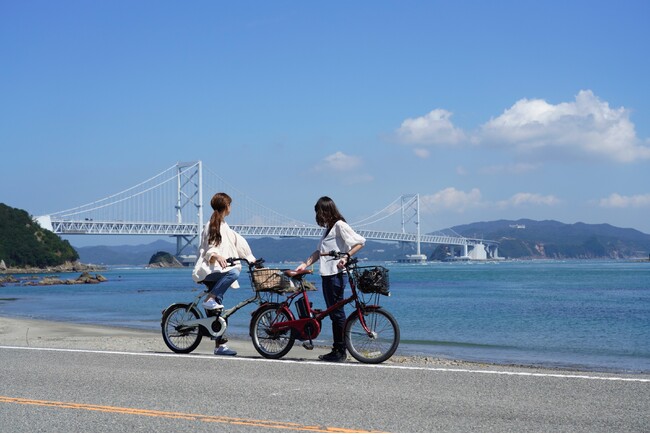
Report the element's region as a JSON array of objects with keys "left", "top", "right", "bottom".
[
  {"left": 250, "top": 304, "right": 295, "bottom": 359},
  {"left": 161, "top": 304, "right": 203, "bottom": 353},
  {"left": 345, "top": 307, "right": 400, "bottom": 364}
]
